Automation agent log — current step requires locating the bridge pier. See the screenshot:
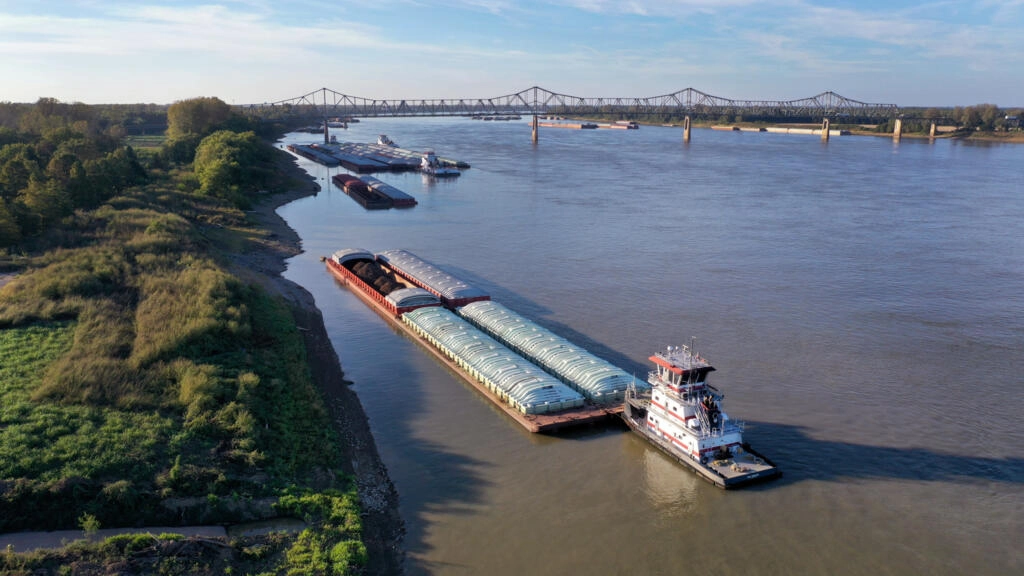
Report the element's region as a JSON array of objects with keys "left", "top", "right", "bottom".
[
  {"left": 323, "top": 121, "right": 329, "bottom": 145},
  {"left": 821, "top": 118, "right": 830, "bottom": 142},
  {"left": 929, "top": 122, "right": 936, "bottom": 139},
  {"left": 893, "top": 118, "right": 903, "bottom": 142},
  {"left": 683, "top": 116, "right": 691, "bottom": 142},
  {"left": 532, "top": 115, "right": 538, "bottom": 143}
]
